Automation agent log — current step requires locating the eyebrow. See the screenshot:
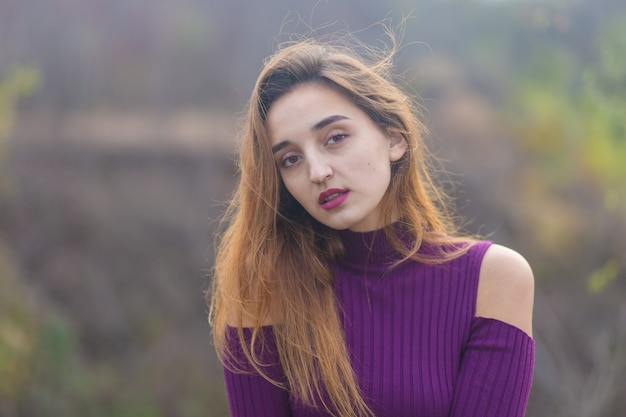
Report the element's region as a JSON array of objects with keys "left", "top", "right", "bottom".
[
  {"left": 312, "top": 114, "right": 349, "bottom": 132},
  {"left": 271, "top": 114, "right": 350, "bottom": 154}
]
